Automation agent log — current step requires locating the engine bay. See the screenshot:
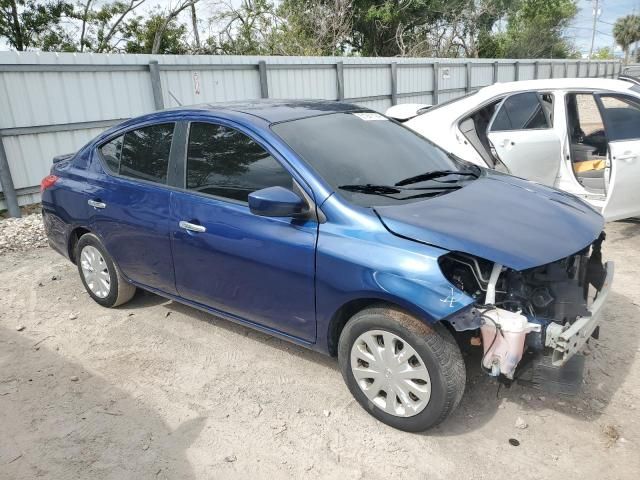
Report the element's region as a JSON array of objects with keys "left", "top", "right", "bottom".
[{"left": 440, "top": 232, "right": 608, "bottom": 379}]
